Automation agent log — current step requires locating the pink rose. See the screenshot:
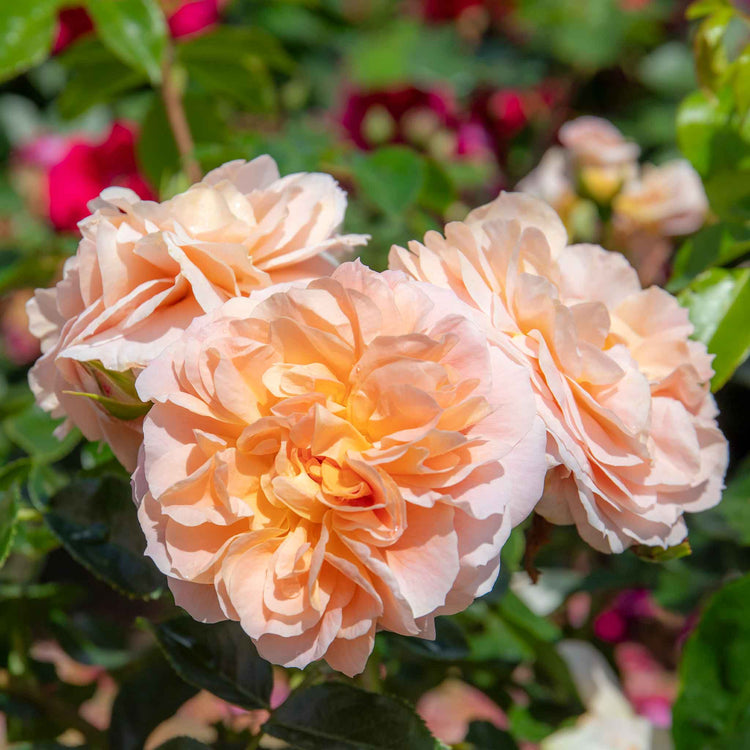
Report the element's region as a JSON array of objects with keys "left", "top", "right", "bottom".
[
  {"left": 167, "top": 0, "right": 222, "bottom": 38},
  {"left": 416, "top": 679, "right": 508, "bottom": 744},
  {"left": 48, "top": 123, "right": 155, "bottom": 233},
  {"left": 54, "top": 1, "right": 224, "bottom": 54},
  {"left": 390, "top": 192, "right": 727, "bottom": 553},
  {"left": 27, "top": 156, "right": 366, "bottom": 470},
  {"left": 1, "top": 289, "right": 41, "bottom": 366},
  {"left": 133, "top": 261, "right": 546, "bottom": 675},
  {"left": 53, "top": 7, "right": 94, "bottom": 54},
  {"left": 13, "top": 124, "right": 154, "bottom": 233},
  {"left": 340, "top": 86, "right": 458, "bottom": 151}
]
